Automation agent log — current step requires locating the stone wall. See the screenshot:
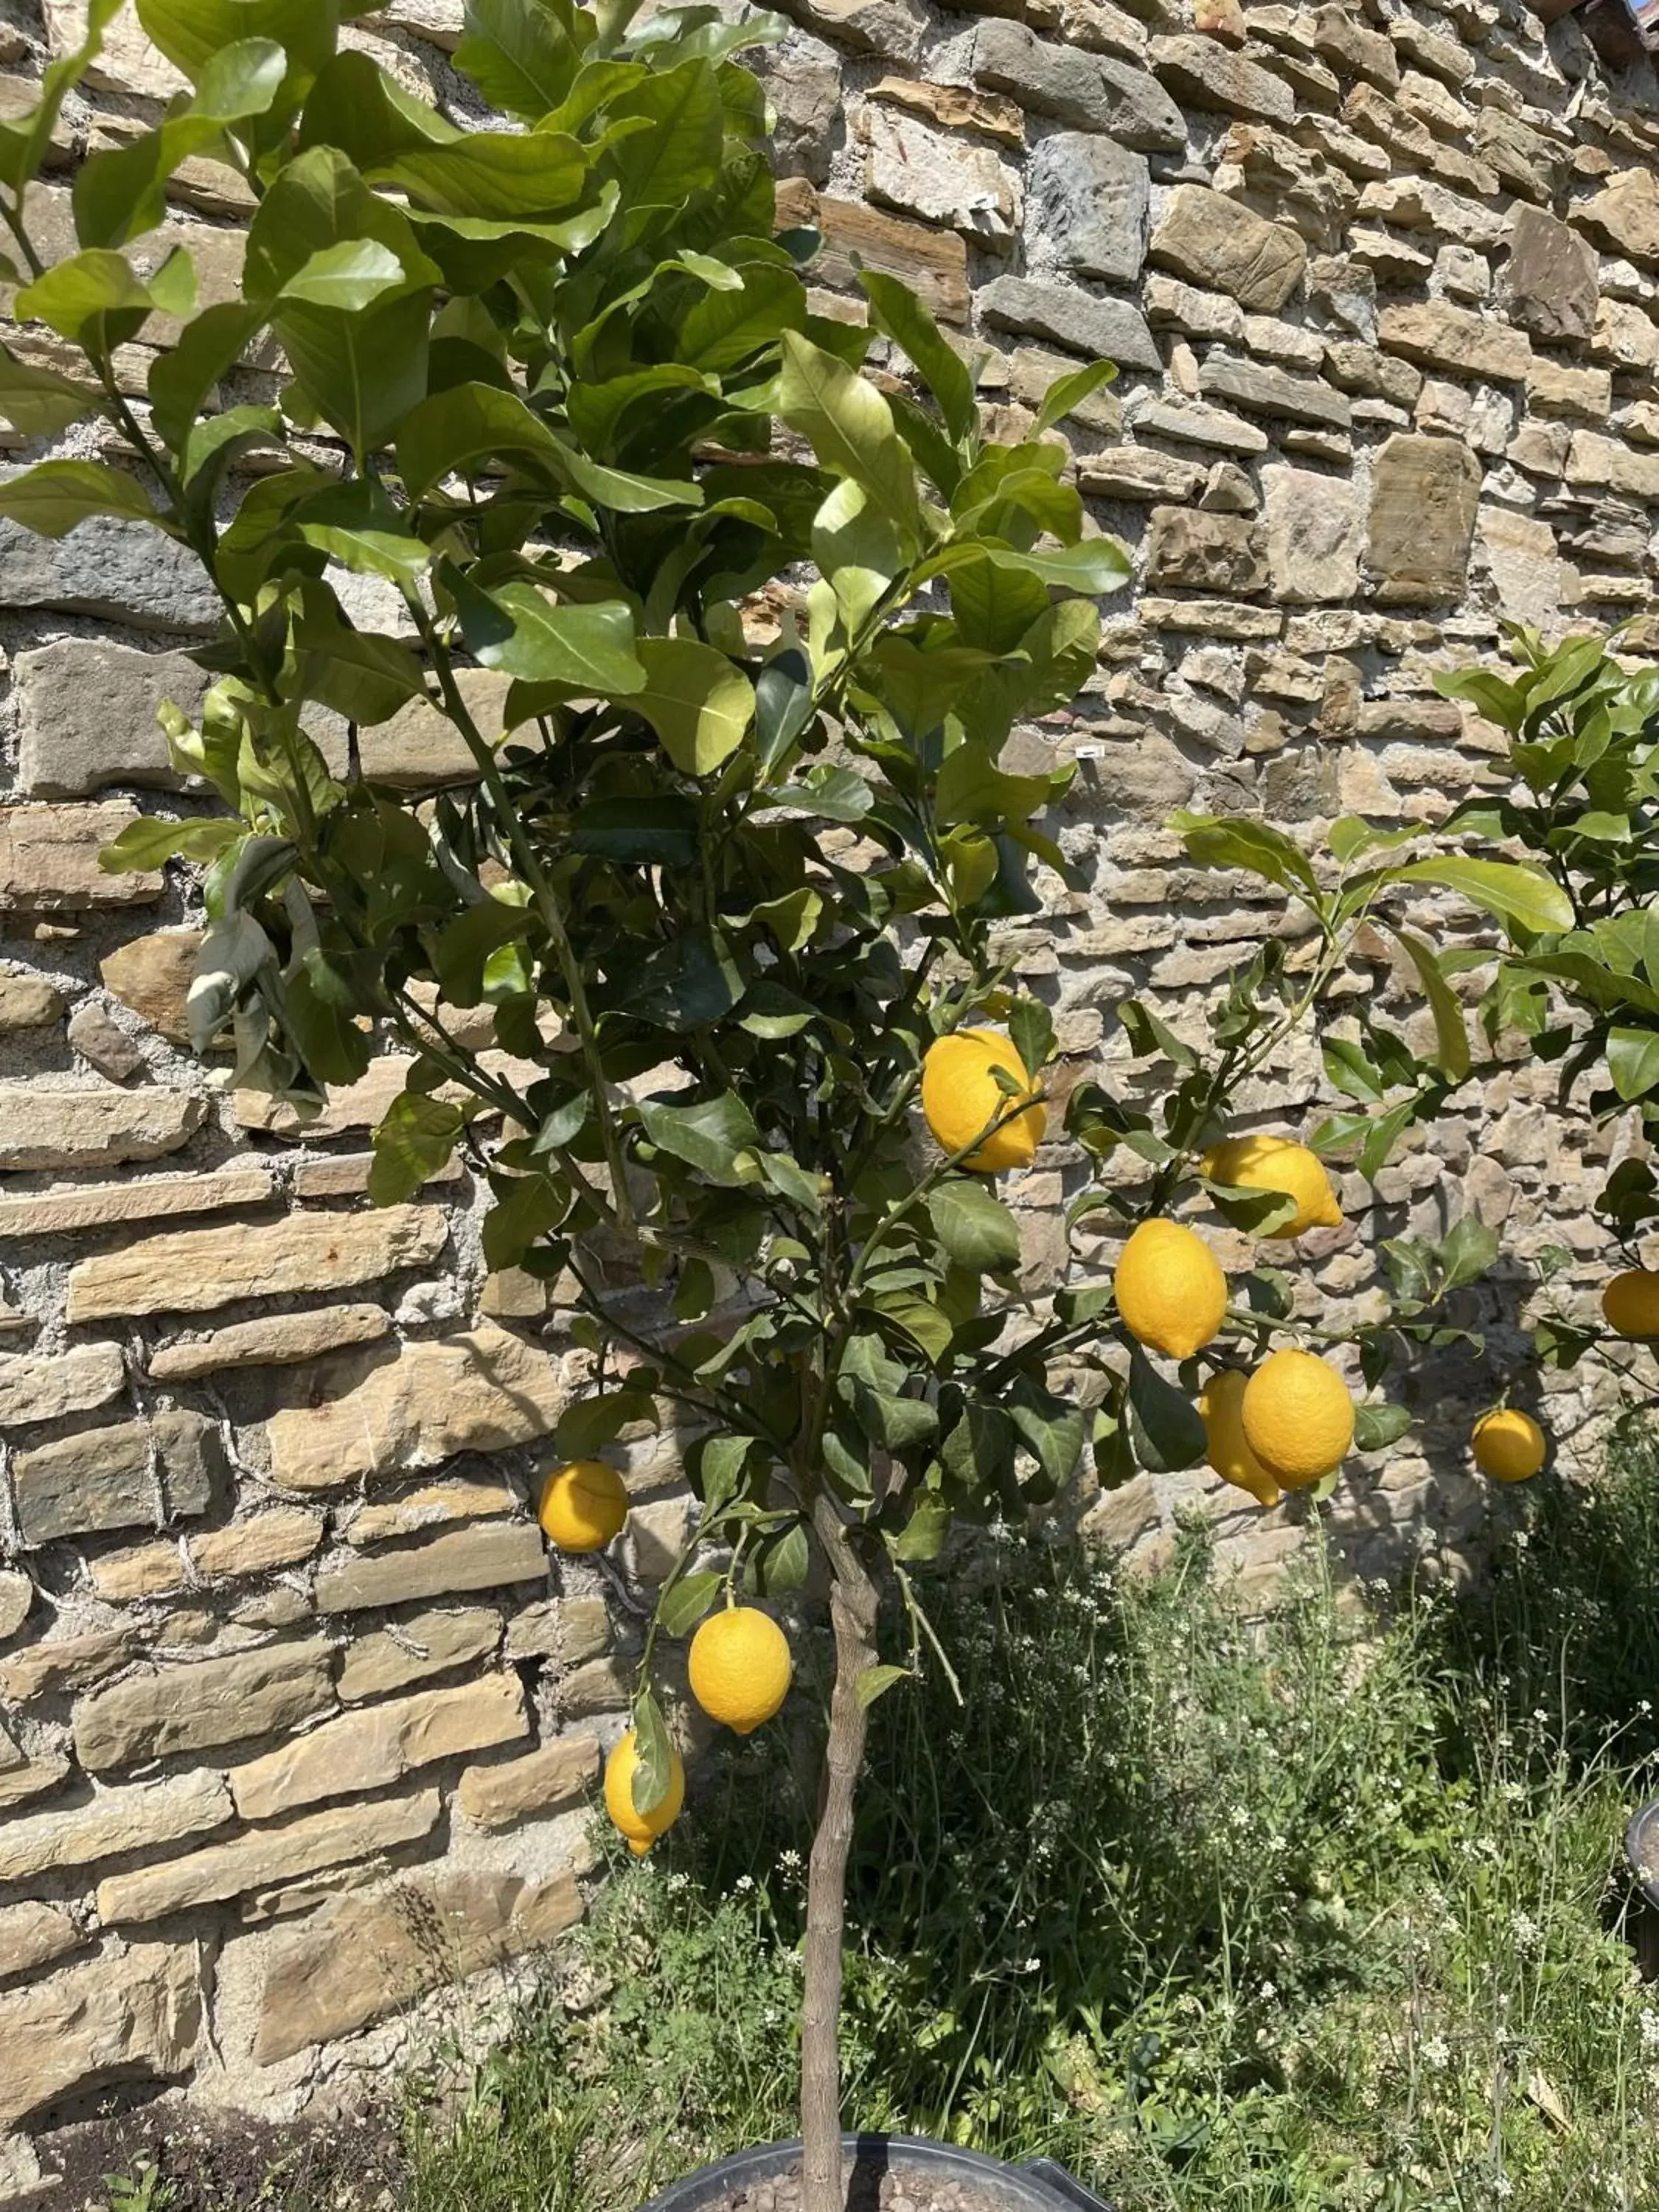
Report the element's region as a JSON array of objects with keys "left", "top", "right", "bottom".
[{"left": 0, "top": 0, "right": 1652, "bottom": 2179}]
